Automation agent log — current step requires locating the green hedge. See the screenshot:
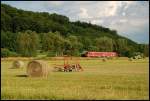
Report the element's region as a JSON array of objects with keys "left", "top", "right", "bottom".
[
  {"left": 1, "top": 48, "right": 19, "bottom": 57},
  {"left": 47, "top": 51, "right": 56, "bottom": 57}
]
